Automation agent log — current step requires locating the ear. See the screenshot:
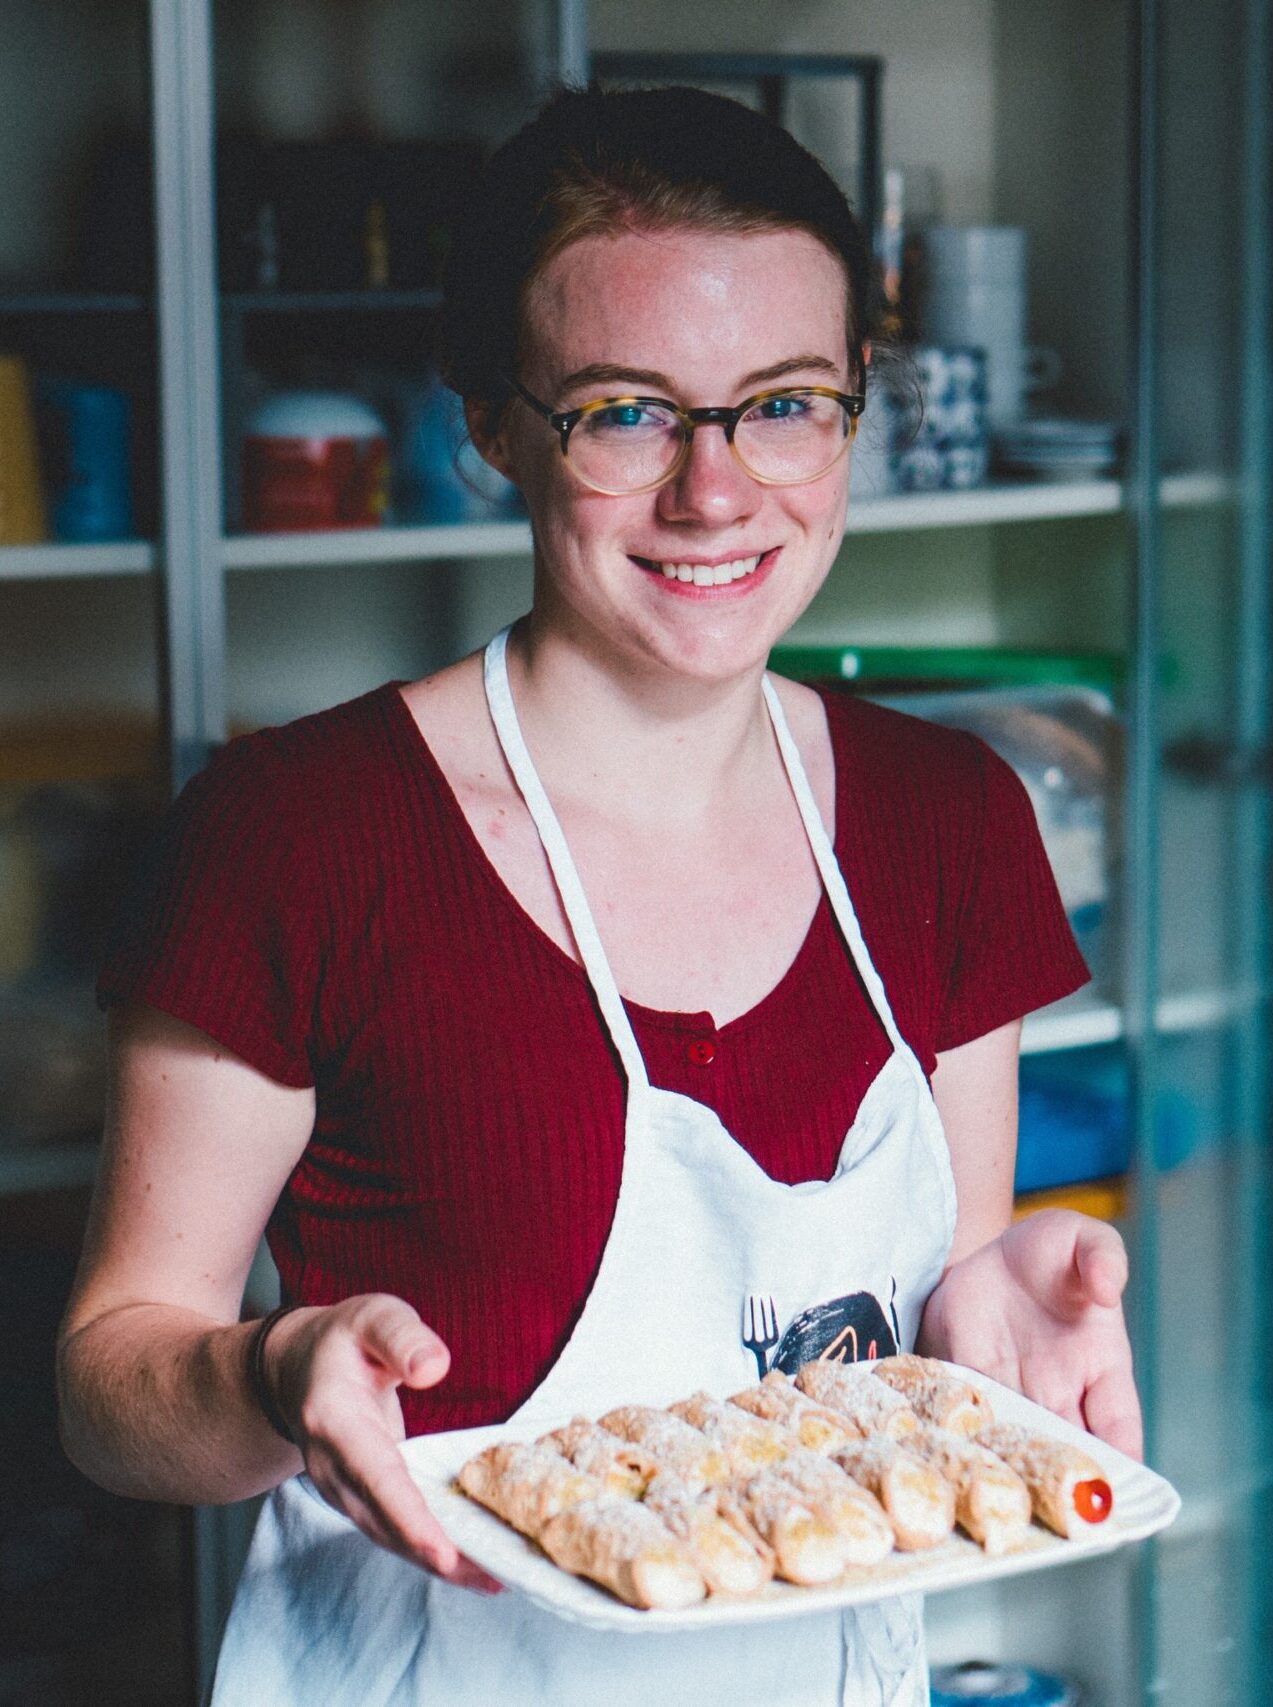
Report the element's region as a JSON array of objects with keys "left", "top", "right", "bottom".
[
  {"left": 464, "top": 397, "right": 517, "bottom": 481},
  {"left": 861, "top": 339, "right": 873, "bottom": 371}
]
